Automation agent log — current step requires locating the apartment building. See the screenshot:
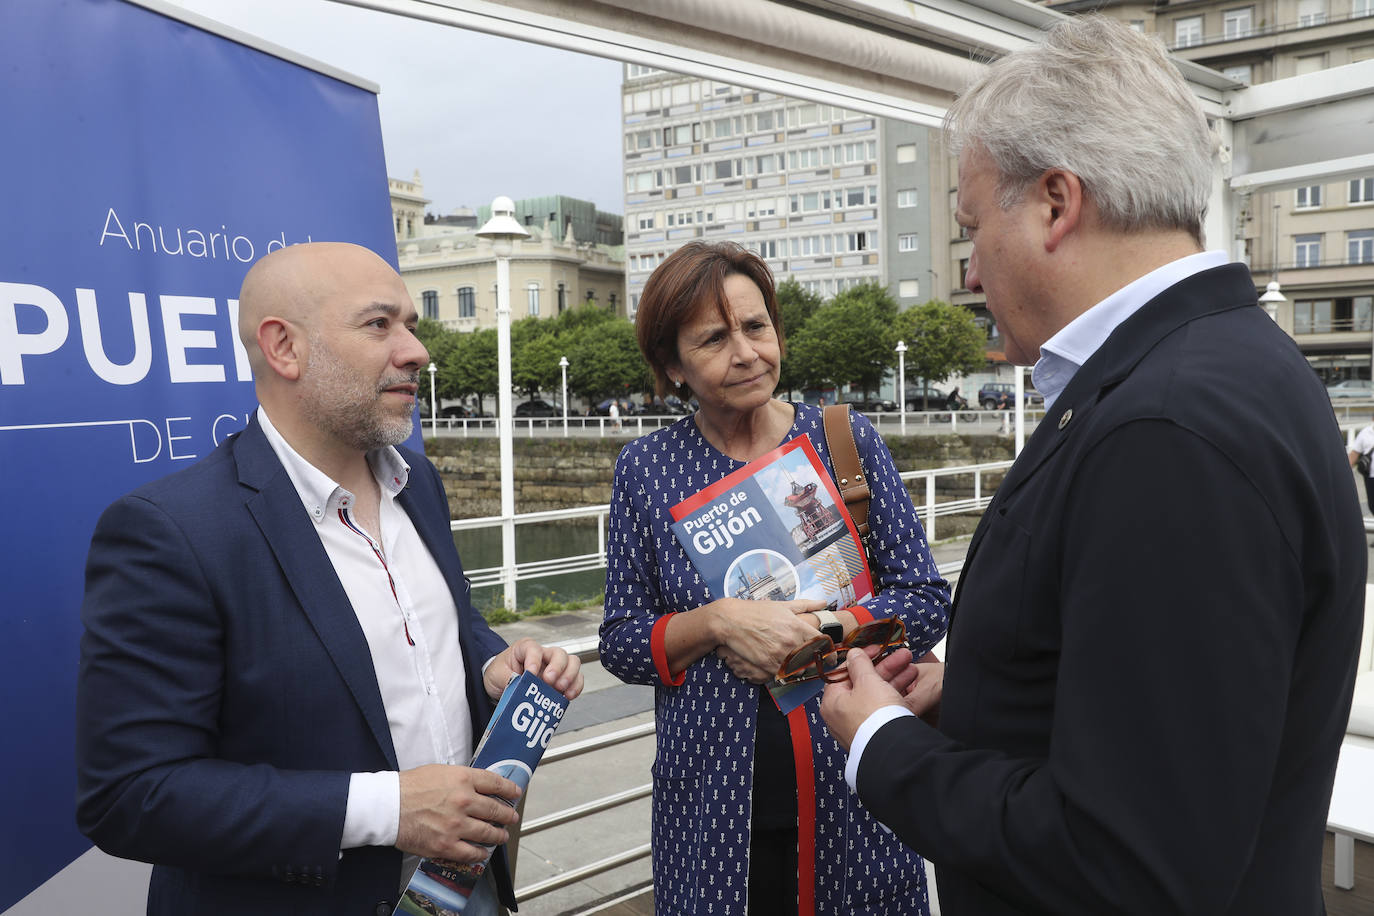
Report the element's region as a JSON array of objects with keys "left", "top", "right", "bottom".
[
  {"left": 620, "top": 65, "right": 939, "bottom": 320},
  {"left": 1047, "top": 0, "right": 1374, "bottom": 380}
]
